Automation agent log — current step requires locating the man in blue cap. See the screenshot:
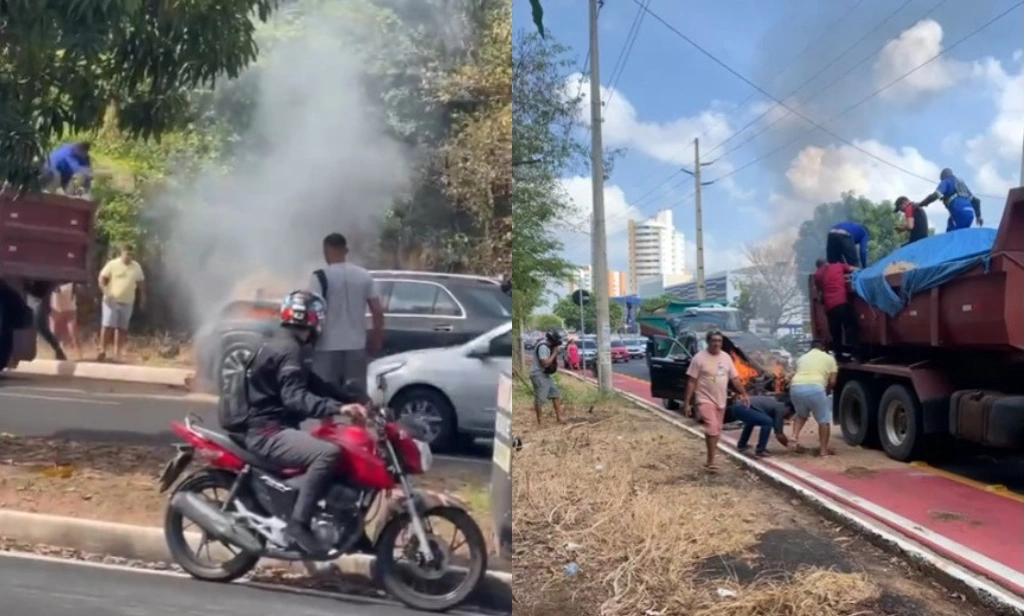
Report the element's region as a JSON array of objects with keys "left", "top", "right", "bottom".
[
  {"left": 826, "top": 220, "right": 869, "bottom": 268},
  {"left": 918, "top": 168, "right": 983, "bottom": 232}
]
